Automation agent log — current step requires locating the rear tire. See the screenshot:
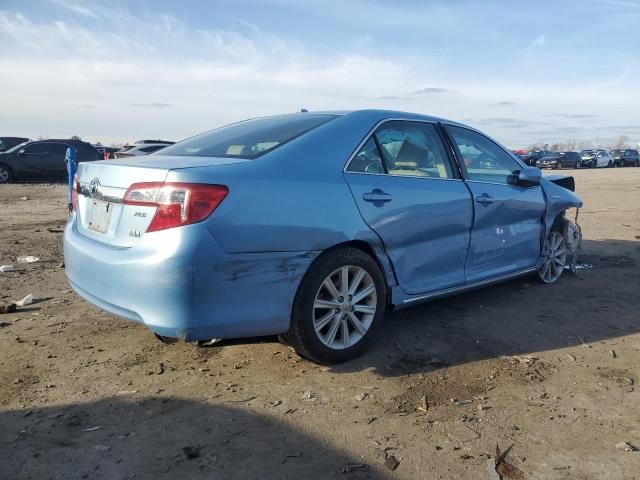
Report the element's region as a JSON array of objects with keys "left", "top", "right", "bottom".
[
  {"left": 0, "top": 164, "right": 13, "bottom": 184},
  {"left": 282, "top": 247, "right": 386, "bottom": 364},
  {"left": 607, "top": 160, "right": 613, "bottom": 168}
]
